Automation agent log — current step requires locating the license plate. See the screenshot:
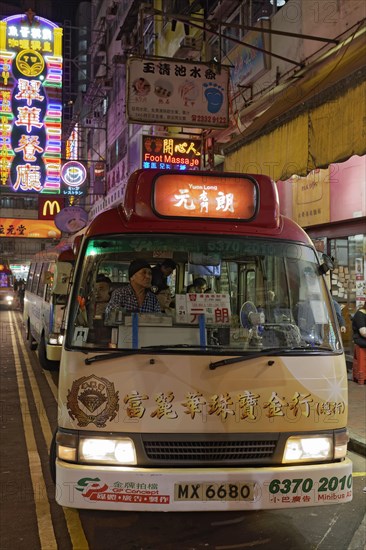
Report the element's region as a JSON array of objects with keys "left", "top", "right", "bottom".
[{"left": 174, "top": 482, "right": 255, "bottom": 501}]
